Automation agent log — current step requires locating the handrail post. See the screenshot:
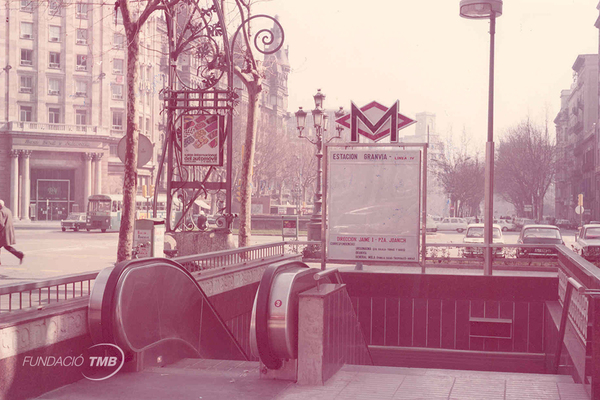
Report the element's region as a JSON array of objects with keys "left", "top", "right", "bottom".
[
  {"left": 592, "top": 294, "right": 600, "bottom": 399},
  {"left": 554, "top": 280, "right": 575, "bottom": 373}
]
